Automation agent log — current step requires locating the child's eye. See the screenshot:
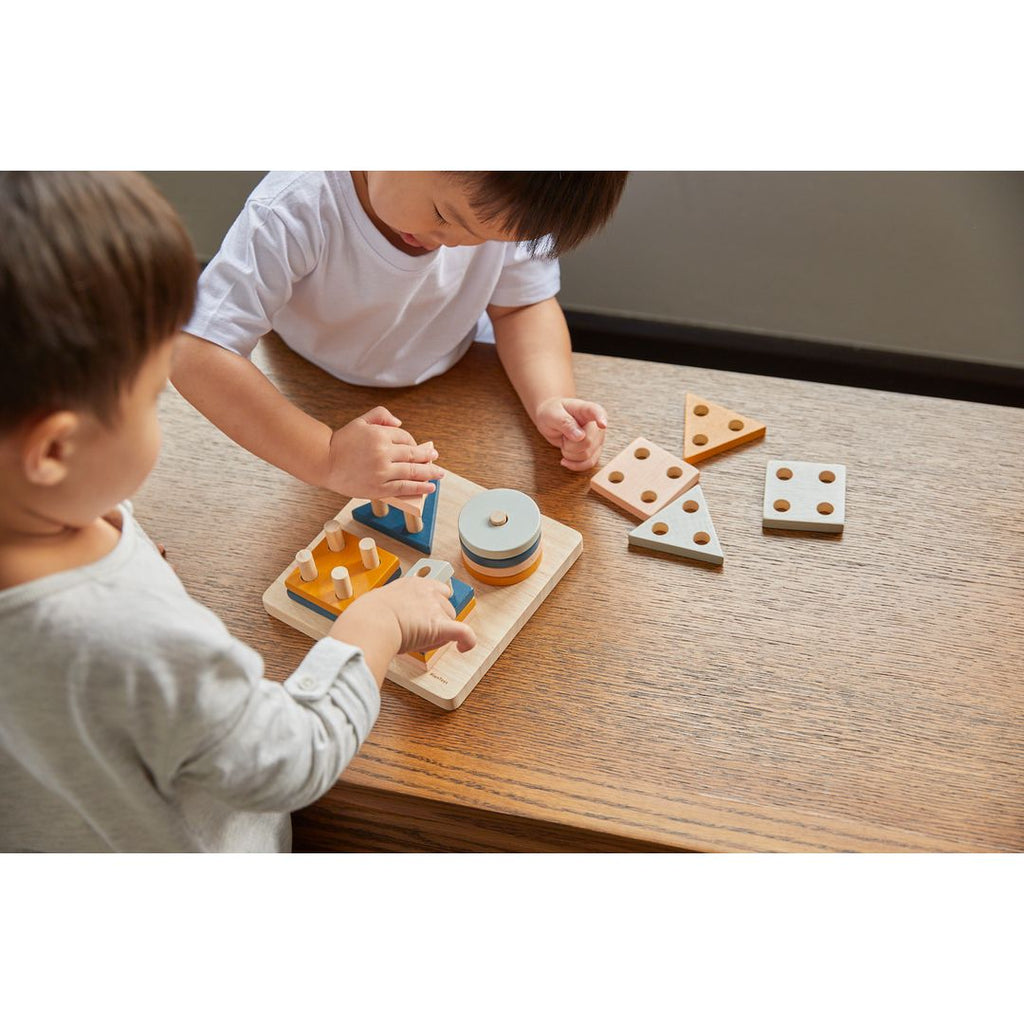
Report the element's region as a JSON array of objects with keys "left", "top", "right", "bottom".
[{"left": 433, "top": 206, "right": 448, "bottom": 226}]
